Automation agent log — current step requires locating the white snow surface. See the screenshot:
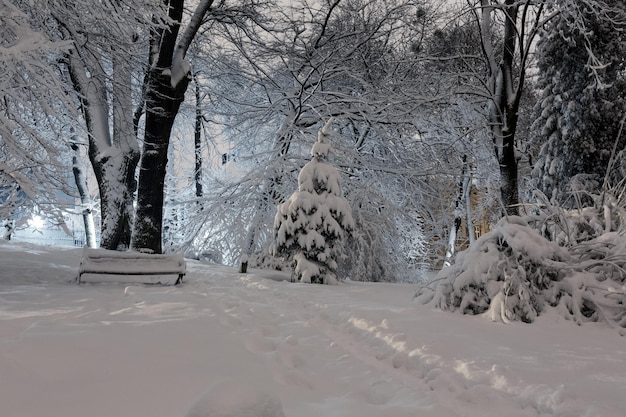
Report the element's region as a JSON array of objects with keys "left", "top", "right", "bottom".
[{"left": 1, "top": 240, "right": 625, "bottom": 417}]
